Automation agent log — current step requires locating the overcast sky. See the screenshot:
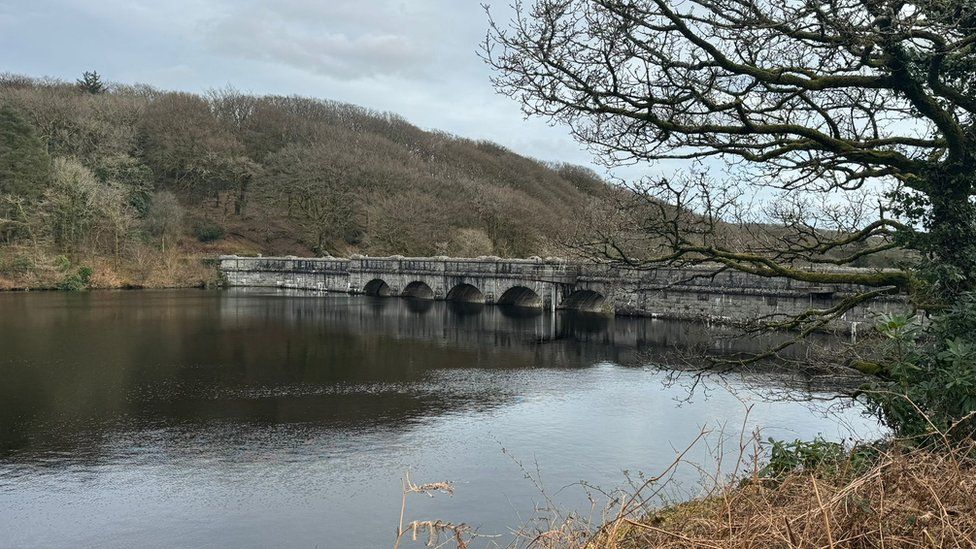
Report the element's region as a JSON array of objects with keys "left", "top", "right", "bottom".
[{"left": 0, "top": 0, "right": 661, "bottom": 181}]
